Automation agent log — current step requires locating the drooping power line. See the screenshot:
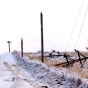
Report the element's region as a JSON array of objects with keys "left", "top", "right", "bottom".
[
  {"left": 65, "top": 2, "right": 84, "bottom": 51},
  {"left": 75, "top": 6, "right": 88, "bottom": 49}
]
